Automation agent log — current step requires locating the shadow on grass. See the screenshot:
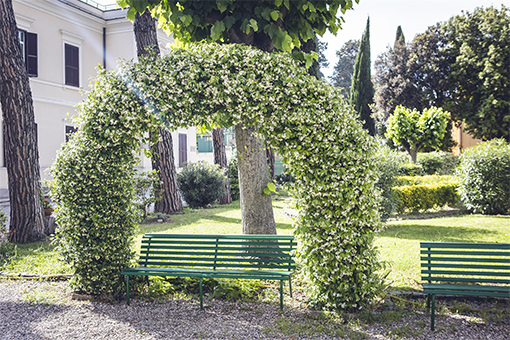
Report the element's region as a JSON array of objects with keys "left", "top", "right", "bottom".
[{"left": 378, "top": 224, "right": 498, "bottom": 243}]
